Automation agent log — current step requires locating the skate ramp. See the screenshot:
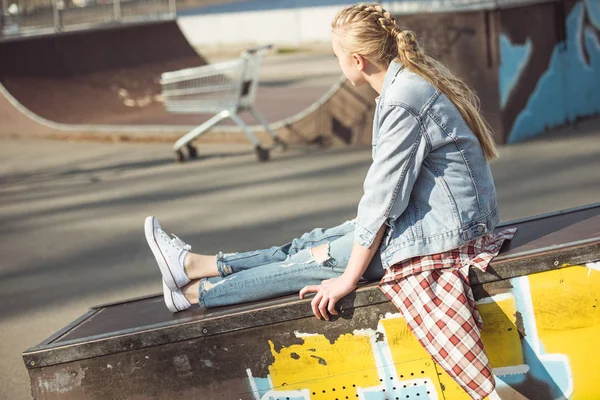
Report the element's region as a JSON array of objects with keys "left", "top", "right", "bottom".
[
  {"left": 0, "top": 20, "right": 205, "bottom": 133},
  {"left": 0, "top": 19, "right": 376, "bottom": 145},
  {"left": 23, "top": 203, "right": 600, "bottom": 399}
]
